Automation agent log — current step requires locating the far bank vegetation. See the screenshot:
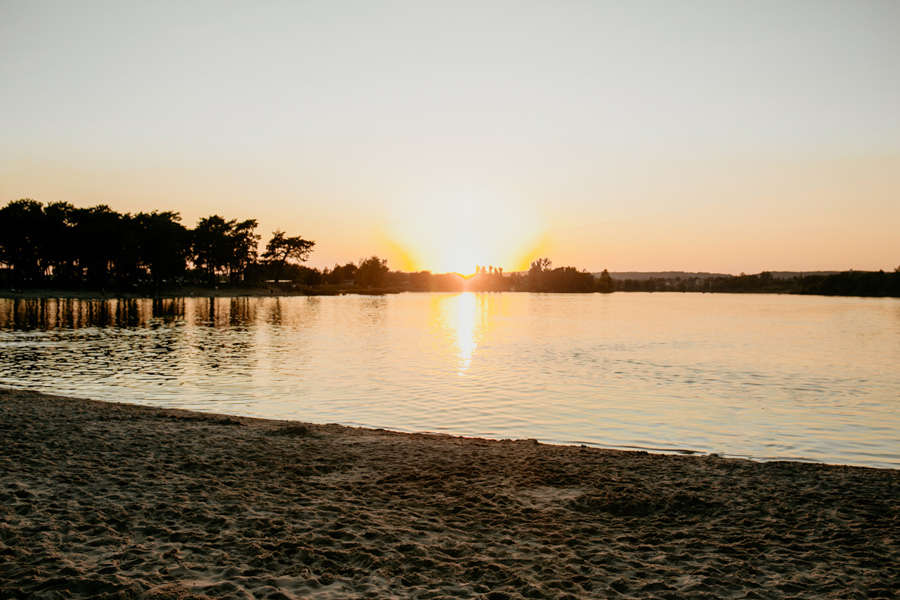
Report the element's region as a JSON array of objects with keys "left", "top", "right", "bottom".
[
  {"left": 1, "top": 199, "right": 896, "bottom": 297},
  {"left": 0, "top": 199, "right": 611, "bottom": 295}
]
